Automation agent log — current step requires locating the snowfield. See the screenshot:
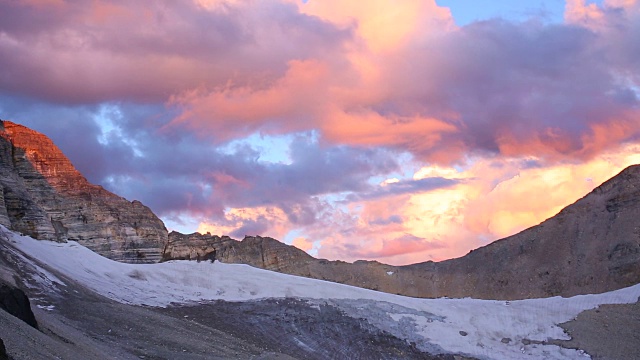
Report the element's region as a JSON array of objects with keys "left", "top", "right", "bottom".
[{"left": 4, "top": 227, "right": 640, "bottom": 360}]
